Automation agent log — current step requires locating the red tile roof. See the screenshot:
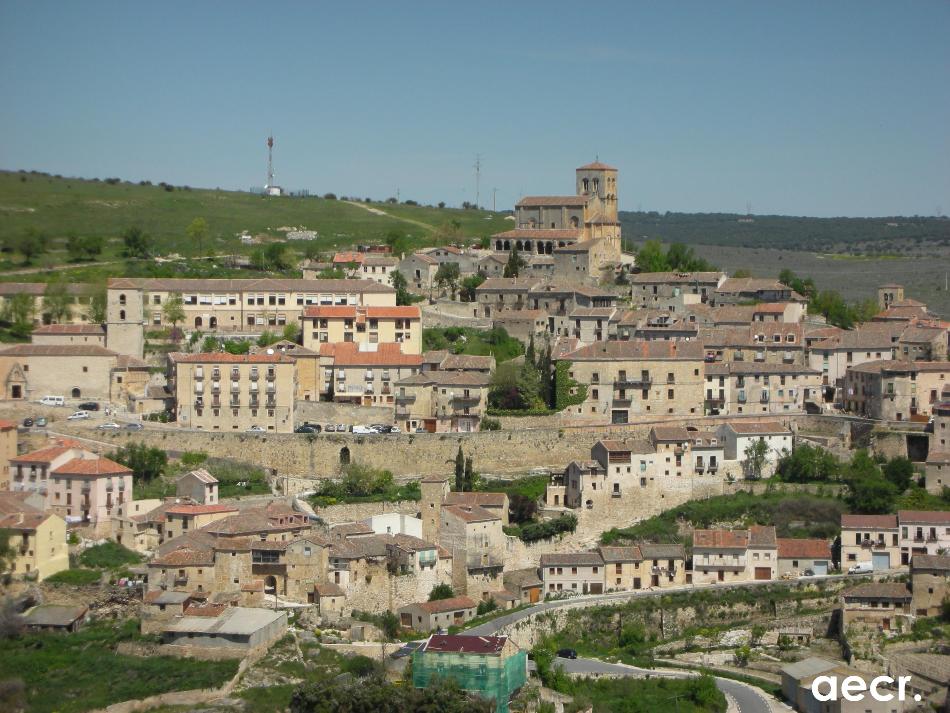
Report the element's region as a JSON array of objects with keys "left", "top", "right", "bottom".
[
  {"left": 319, "top": 341, "right": 422, "bottom": 367},
  {"left": 170, "top": 352, "right": 295, "bottom": 364},
  {"left": 31, "top": 324, "right": 106, "bottom": 335},
  {"left": 52, "top": 457, "right": 132, "bottom": 477},
  {"left": 577, "top": 161, "right": 617, "bottom": 171},
  {"left": 442, "top": 504, "right": 499, "bottom": 523},
  {"left": 0, "top": 419, "right": 18, "bottom": 430},
  {"left": 563, "top": 340, "right": 704, "bottom": 361},
  {"left": 515, "top": 195, "right": 588, "bottom": 207},
  {"left": 165, "top": 504, "right": 238, "bottom": 516},
  {"left": 898, "top": 510, "right": 950, "bottom": 525},
  {"left": 693, "top": 529, "right": 750, "bottom": 549},
  {"left": 302, "top": 305, "right": 420, "bottom": 319},
  {"left": 0, "top": 344, "right": 117, "bottom": 357},
  {"left": 332, "top": 252, "right": 365, "bottom": 264},
  {"left": 777, "top": 538, "right": 832, "bottom": 560},
  {"left": 841, "top": 514, "right": 898, "bottom": 529}
]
